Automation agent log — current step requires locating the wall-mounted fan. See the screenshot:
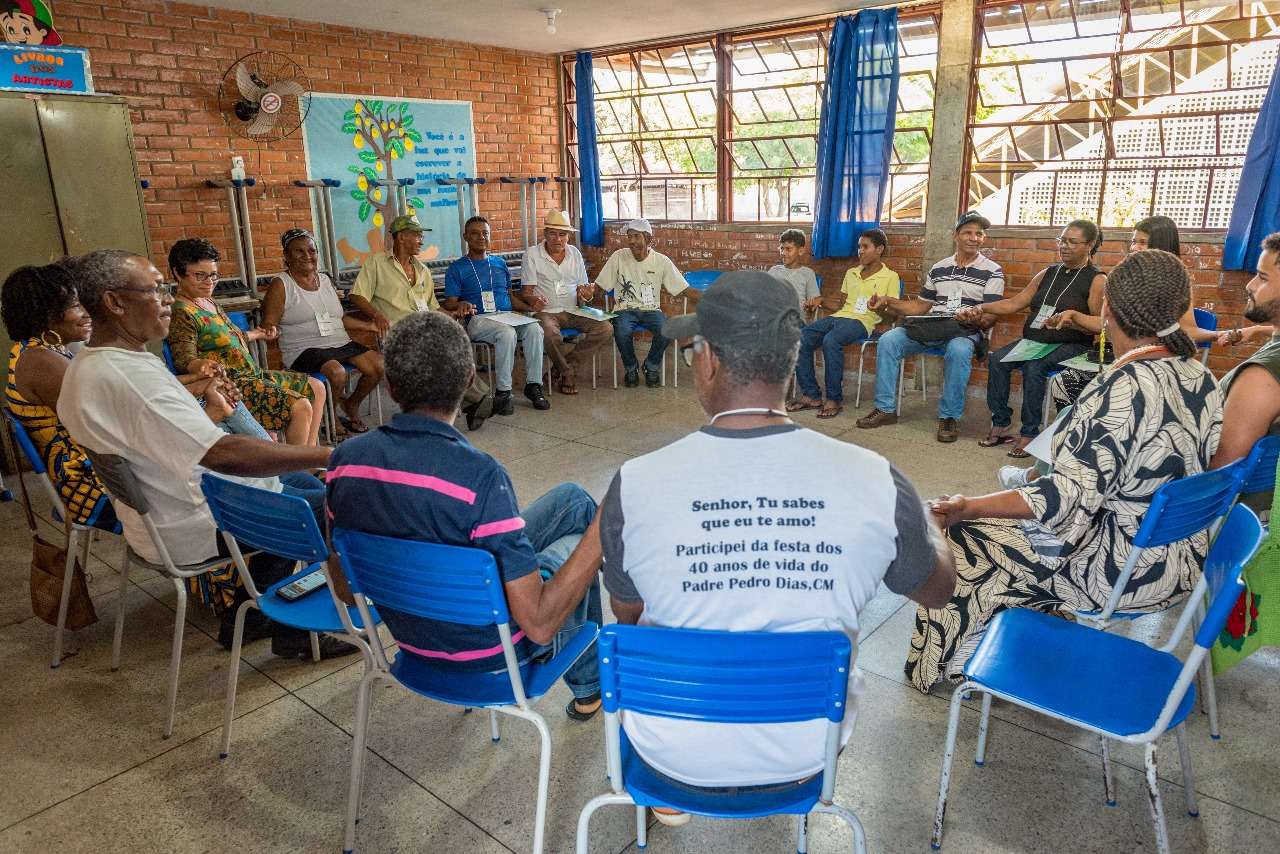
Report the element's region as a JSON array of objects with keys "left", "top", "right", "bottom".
[{"left": 218, "top": 51, "right": 311, "bottom": 142}]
